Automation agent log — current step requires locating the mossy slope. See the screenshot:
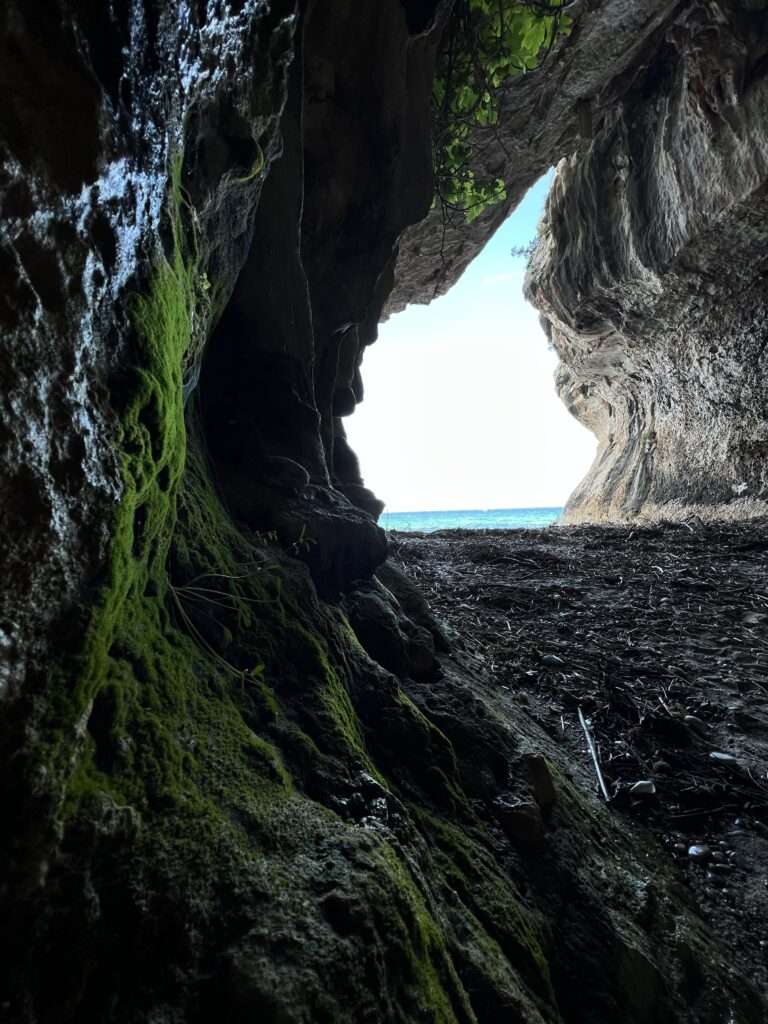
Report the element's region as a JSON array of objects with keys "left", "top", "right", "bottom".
[{"left": 3, "top": 155, "right": 556, "bottom": 1024}]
